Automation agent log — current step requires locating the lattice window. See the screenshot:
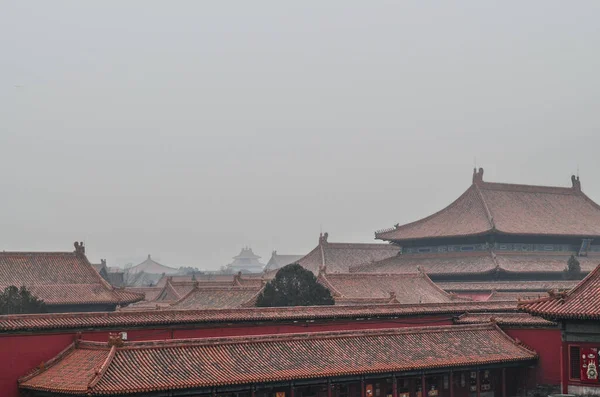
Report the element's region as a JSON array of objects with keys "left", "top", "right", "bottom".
[{"left": 570, "top": 345, "right": 581, "bottom": 380}]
